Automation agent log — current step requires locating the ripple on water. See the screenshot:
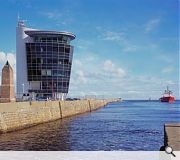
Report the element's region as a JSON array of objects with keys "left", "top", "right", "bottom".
[{"left": 0, "top": 100, "right": 179, "bottom": 150}]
